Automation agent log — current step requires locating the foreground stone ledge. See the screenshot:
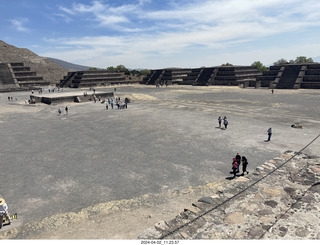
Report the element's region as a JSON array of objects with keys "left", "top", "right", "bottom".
[{"left": 138, "top": 151, "right": 320, "bottom": 240}]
